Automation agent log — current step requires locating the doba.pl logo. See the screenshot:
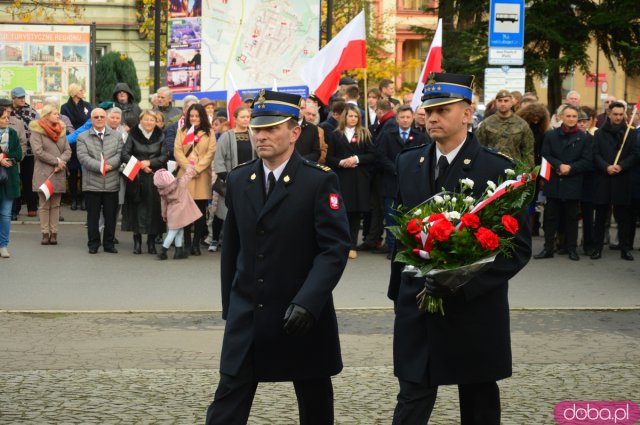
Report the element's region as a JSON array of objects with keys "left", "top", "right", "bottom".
[{"left": 554, "top": 401, "right": 640, "bottom": 424}]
